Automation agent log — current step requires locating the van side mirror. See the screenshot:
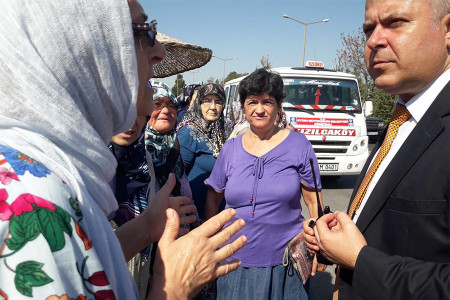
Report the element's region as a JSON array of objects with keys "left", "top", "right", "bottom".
[{"left": 364, "top": 100, "right": 373, "bottom": 117}]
